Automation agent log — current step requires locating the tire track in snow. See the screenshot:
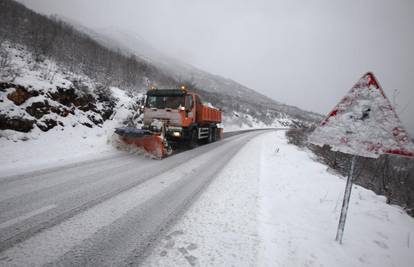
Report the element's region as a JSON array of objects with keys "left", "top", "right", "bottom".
[{"left": 0, "top": 131, "right": 270, "bottom": 255}]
